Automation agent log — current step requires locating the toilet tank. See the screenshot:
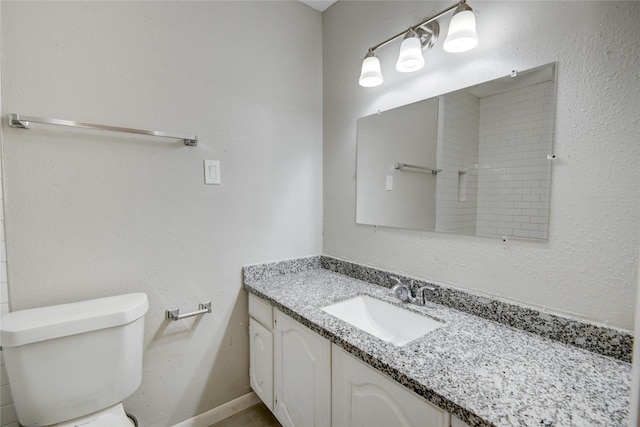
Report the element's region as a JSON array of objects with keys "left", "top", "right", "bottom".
[{"left": 0, "top": 293, "right": 149, "bottom": 427}]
